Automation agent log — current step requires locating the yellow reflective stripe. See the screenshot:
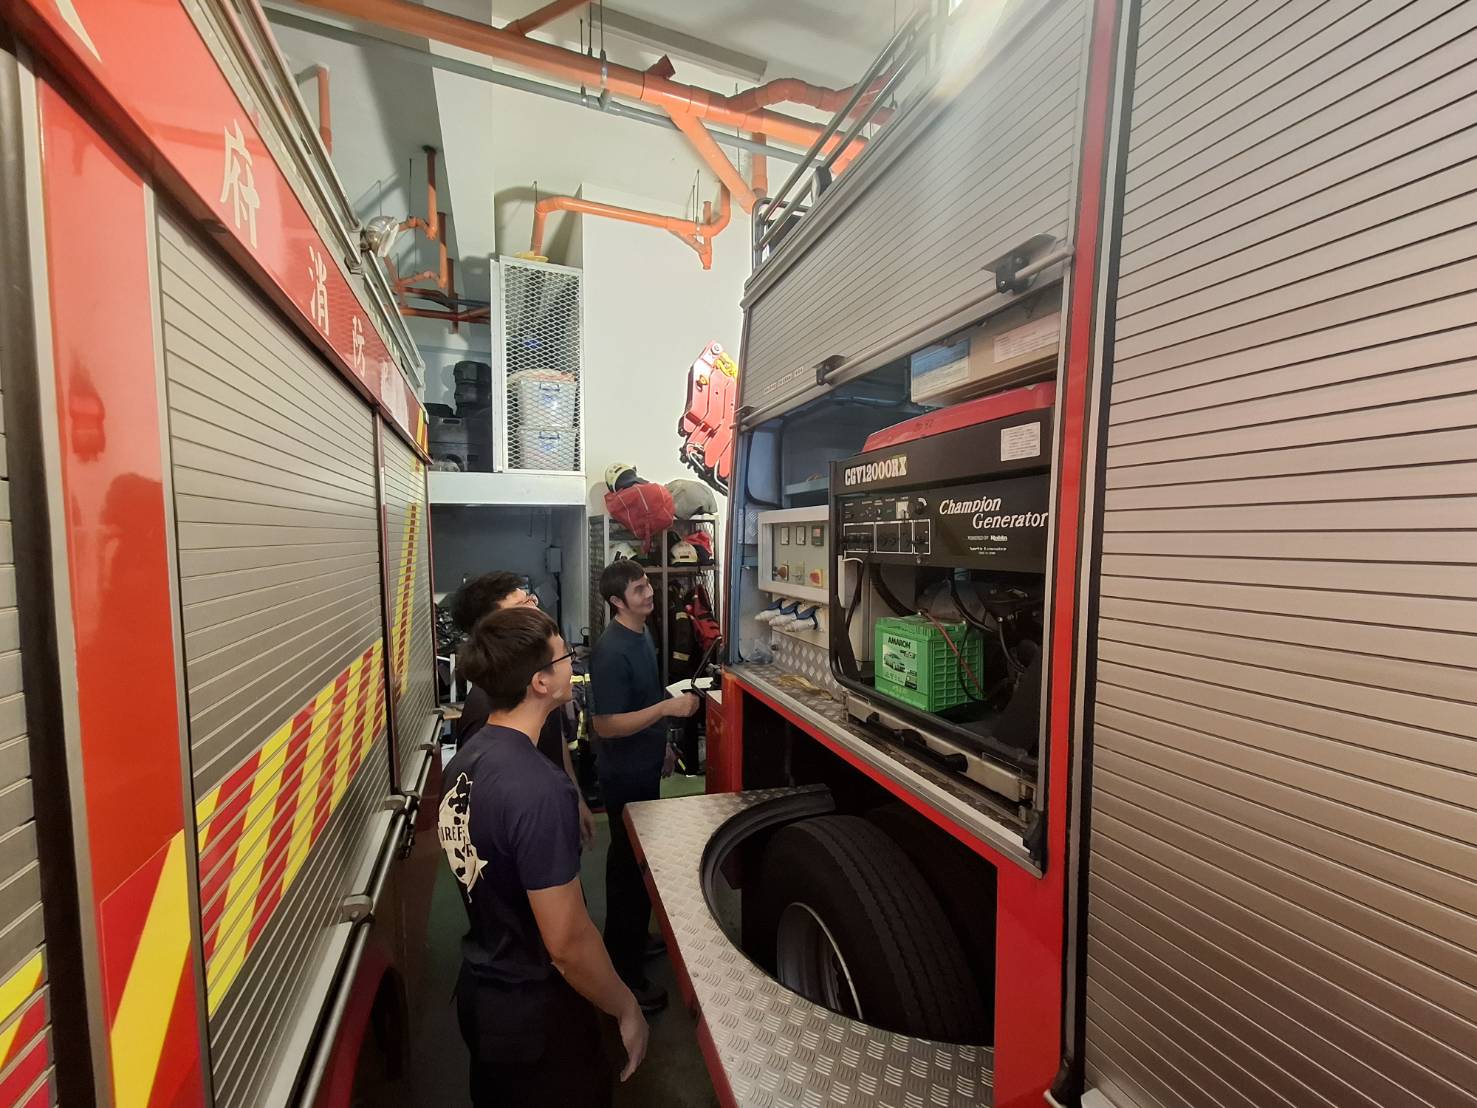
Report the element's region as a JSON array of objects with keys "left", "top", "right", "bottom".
[
  {"left": 110, "top": 833, "right": 191, "bottom": 1108},
  {"left": 207, "top": 718, "right": 291, "bottom": 1011},
  {"left": 193, "top": 784, "right": 222, "bottom": 851},
  {"left": 330, "top": 652, "right": 365, "bottom": 810},
  {"left": 281, "top": 679, "right": 339, "bottom": 892},
  {"left": 0, "top": 951, "right": 43, "bottom": 1062}
]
